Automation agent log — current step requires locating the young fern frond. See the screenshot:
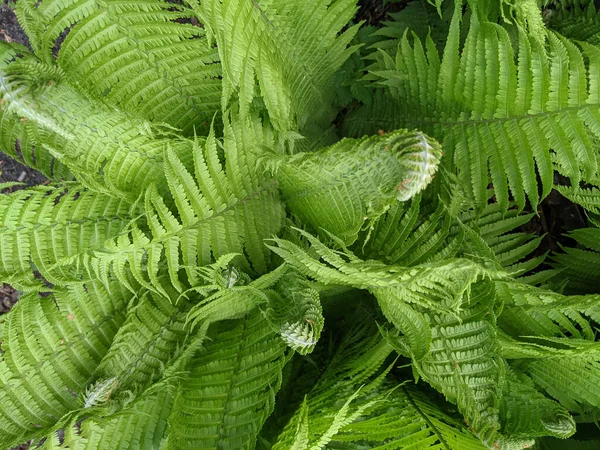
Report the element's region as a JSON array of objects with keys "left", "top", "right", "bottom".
[
  {"left": 500, "top": 374, "right": 575, "bottom": 441},
  {"left": 265, "top": 271, "right": 324, "bottom": 355},
  {"left": 0, "top": 42, "right": 72, "bottom": 180},
  {"left": 14, "top": 0, "right": 221, "bottom": 134},
  {"left": 268, "top": 228, "right": 494, "bottom": 316},
  {"left": 361, "top": 190, "right": 544, "bottom": 276},
  {"left": 268, "top": 129, "right": 442, "bottom": 245}
]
